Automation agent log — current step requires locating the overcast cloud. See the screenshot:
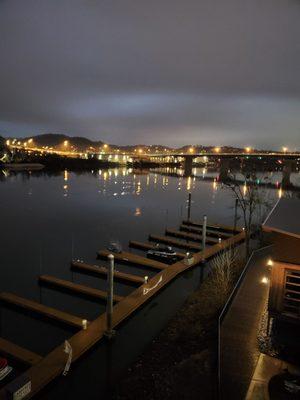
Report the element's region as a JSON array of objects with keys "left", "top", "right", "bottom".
[{"left": 0, "top": 0, "right": 300, "bottom": 148}]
